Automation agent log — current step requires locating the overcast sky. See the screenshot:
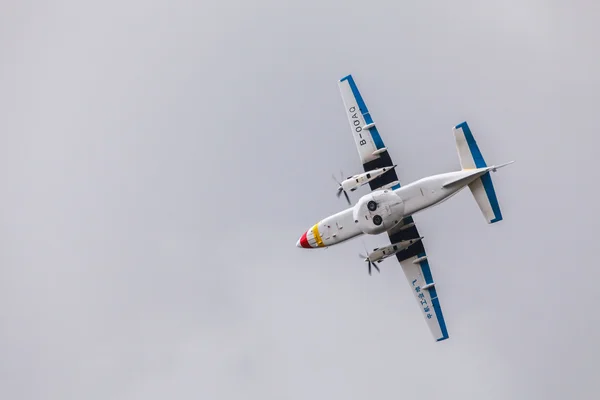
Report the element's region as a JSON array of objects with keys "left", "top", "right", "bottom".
[{"left": 2, "top": 1, "right": 600, "bottom": 399}]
